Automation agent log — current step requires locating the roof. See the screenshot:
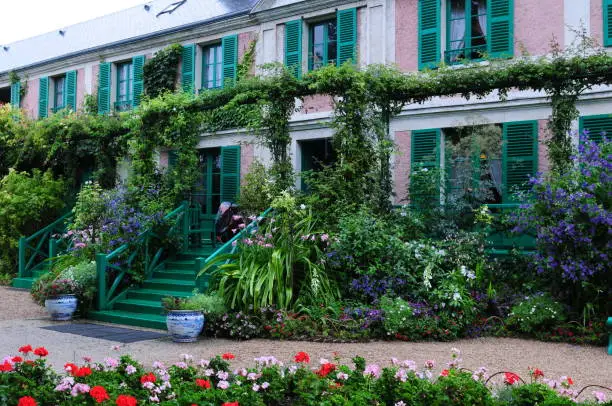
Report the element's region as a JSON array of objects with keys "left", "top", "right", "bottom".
[{"left": 0, "top": 0, "right": 261, "bottom": 74}]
